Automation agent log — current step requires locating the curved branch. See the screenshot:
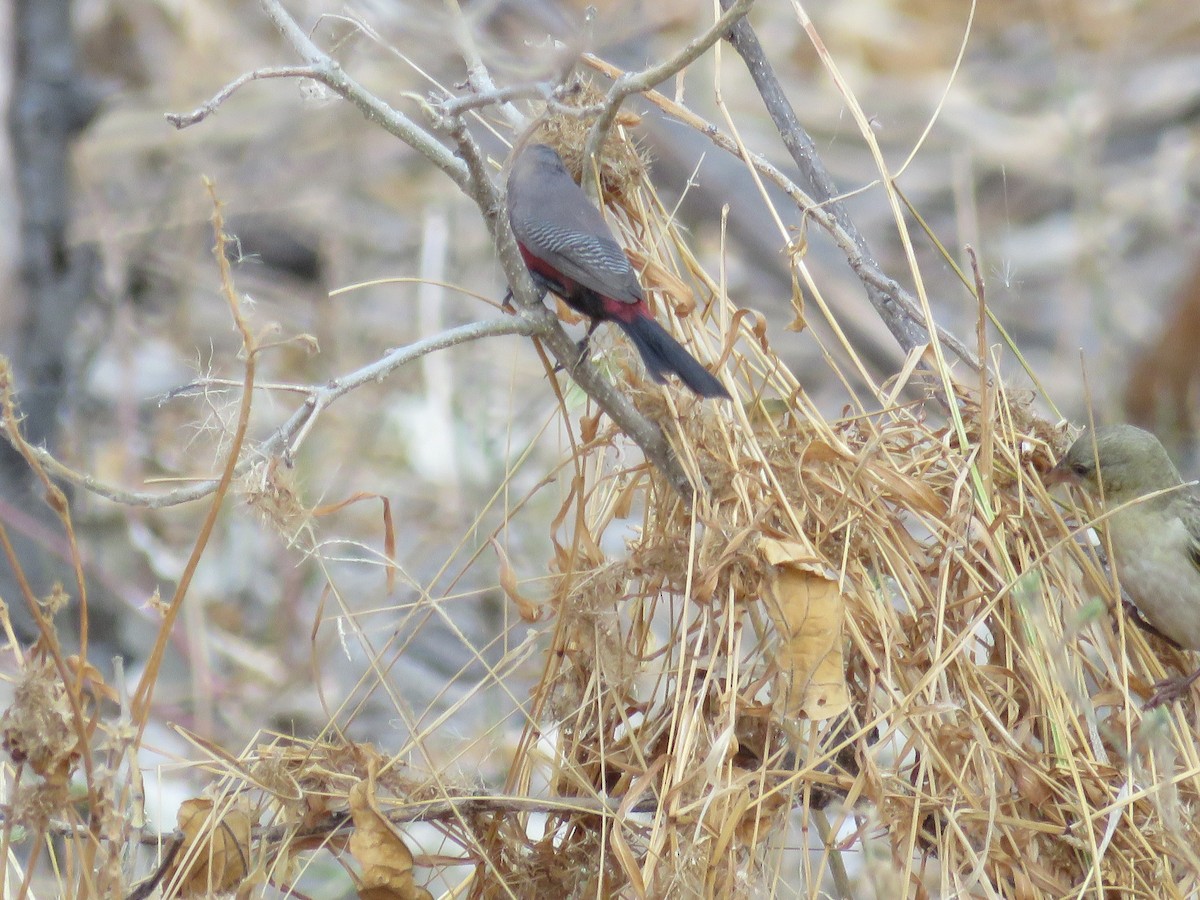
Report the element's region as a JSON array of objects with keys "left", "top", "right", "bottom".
[
  {"left": 165, "top": 66, "right": 322, "bottom": 127},
  {"left": 582, "top": 0, "right": 756, "bottom": 198},
  {"left": 718, "top": 0, "right": 978, "bottom": 369},
  {"left": 583, "top": 52, "right": 978, "bottom": 372},
  {"left": 254, "top": 0, "right": 470, "bottom": 188},
  {"left": 159, "top": 1, "right": 713, "bottom": 498},
  {"left": 245, "top": 0, "right": 696, "bottom": 496},
  {"left": 22, "top": 318, "right": 535, "bottom": 509}
]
